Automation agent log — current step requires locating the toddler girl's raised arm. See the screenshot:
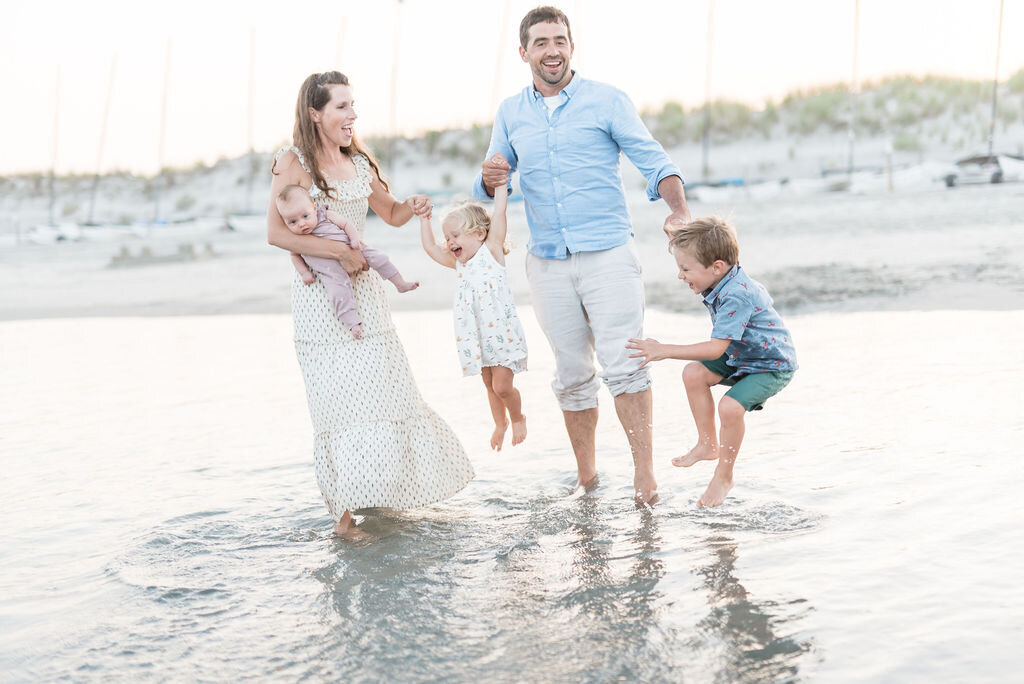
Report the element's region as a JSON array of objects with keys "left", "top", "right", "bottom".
[{"left": 419, "top": 215, "right": 456, "bottom": 269}]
